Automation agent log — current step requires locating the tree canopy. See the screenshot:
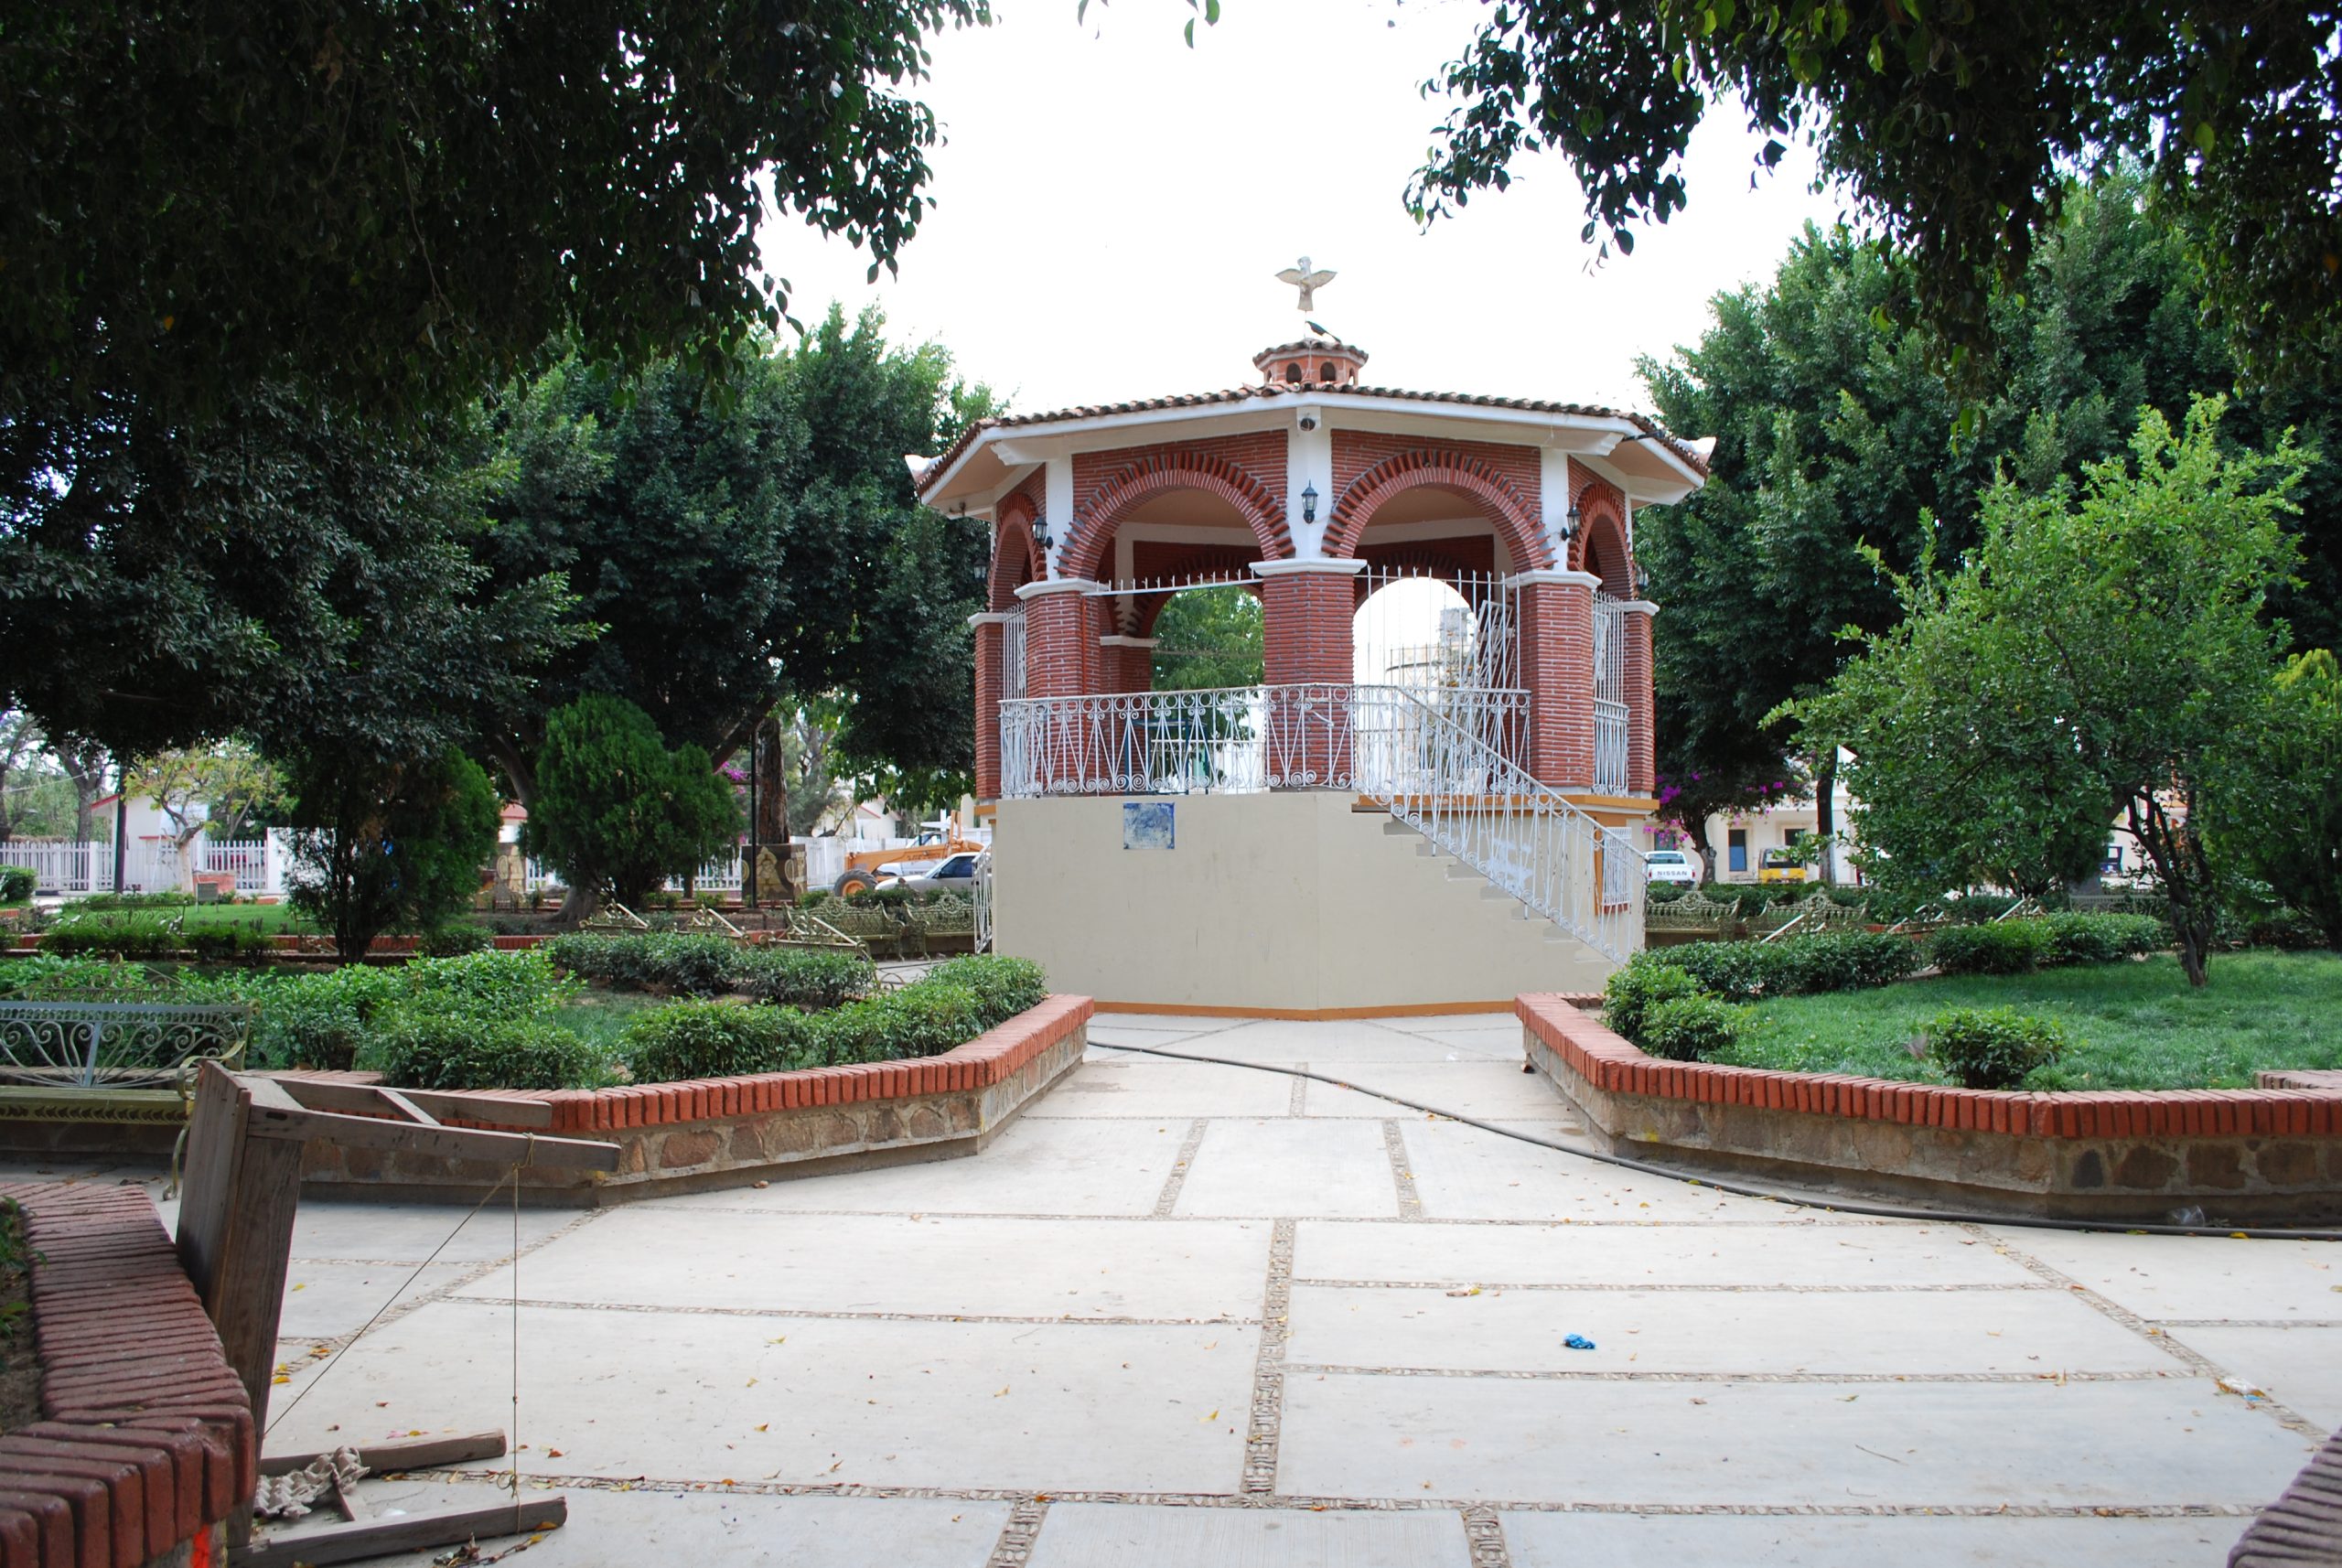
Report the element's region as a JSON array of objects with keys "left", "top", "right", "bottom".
[
  {"left": 1638, "top": 177, "right": 2342, "bottom": 852},
  {"left": 2, "top": 0, "right": 985, "bottom": 446},
  {"left": 0, "top": 385, "right": 587, "bottom": 768},
  {"left": 1410, "top": 1, "right": 2342, "bottom": 377},
  {"left": 1151, "top": 587, "right": 1265, "bottom": 693},
  {"left": 471, "top": 306, "right": 990, "bottom": 802},
  {"left": 1794, "top": 401, "right": 2308, "bottom": 984}
]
